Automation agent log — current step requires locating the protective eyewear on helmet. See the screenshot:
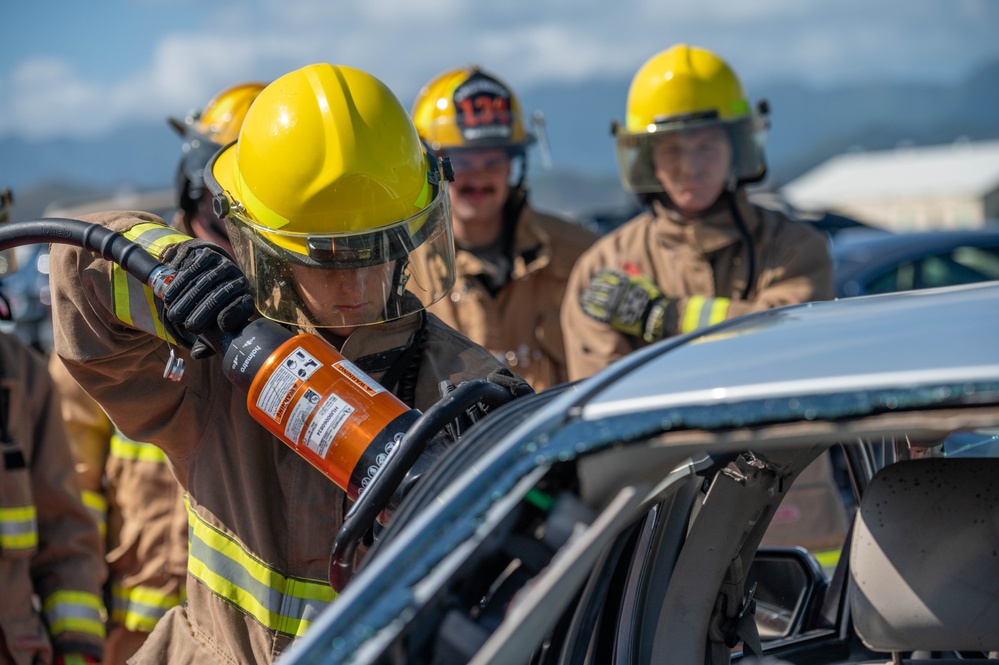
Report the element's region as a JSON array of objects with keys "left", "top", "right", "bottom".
[
  {"left": 219, "top": 187, "right": 456, "bottom": 329},
  {"left": 446, "top": 152, "right": 512, "bottom": 175},
  {"left": 305, "top": 224, "right": 420, "bottom": 268}
]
